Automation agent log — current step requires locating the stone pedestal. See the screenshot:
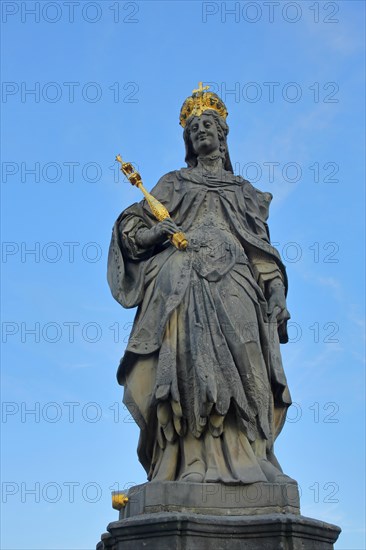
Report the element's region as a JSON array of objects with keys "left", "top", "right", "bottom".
[{"left": 96, "top": 482, "right": 341, "bottom": 549}]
